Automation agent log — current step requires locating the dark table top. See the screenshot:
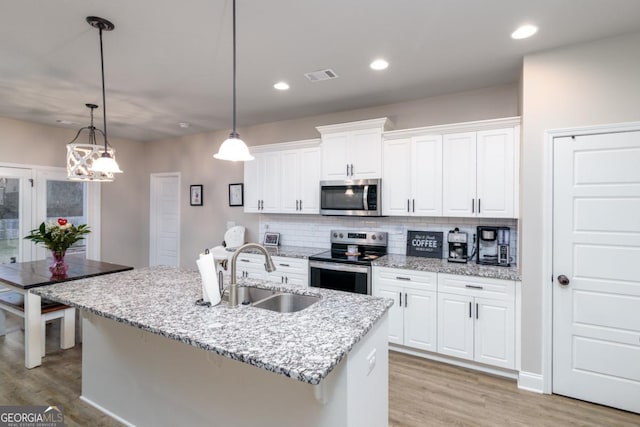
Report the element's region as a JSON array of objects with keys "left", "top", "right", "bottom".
[{"left": 0, "top": 254, "right": 133, "bottom": 289}]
